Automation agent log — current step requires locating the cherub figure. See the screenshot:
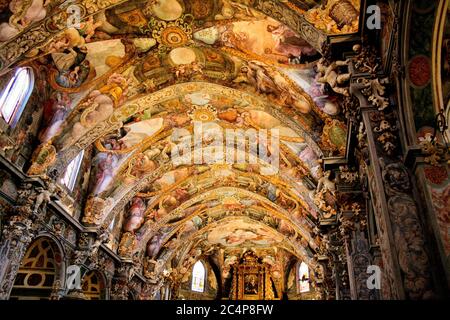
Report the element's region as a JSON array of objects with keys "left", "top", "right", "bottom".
[
  {"left": 316, "top": 57, "right": 351, "bottom": 96},
  {"left": 316, "top": 170, "right": 336, "bottom": 195},
  {"left": 48, "top": 28, "right": 86, "bottom": 53},
  {"left": 215, "top": 0, "right": 261, "bottom": 20},
  {"left": 33, "top": 183, "right": 55, "bottom": 213},
  {"left": 78, "top": 16, "right": 103, "bottom": 43},
  {"left": 173, "top": 61, "right": 203, "bottom": 79},
  {"left": 129, "top": 153, "right": 157, "bottom": 178}
]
